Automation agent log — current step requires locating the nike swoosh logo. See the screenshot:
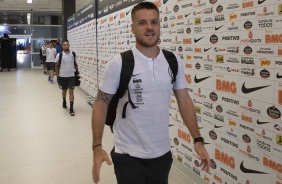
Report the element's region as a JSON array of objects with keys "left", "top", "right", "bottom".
[
  {"left": 132, "top": 73, "right": 141, "bottom": 77},
  {"left": 169, "top": 124, "right": 174, "bottom": 127},
  {"left": 204, "top": 47, "right": 212, "bottom": 52},
  {"left": 126, "top": 10, "right": 131, "bottom": 16},
  {"left": 194, "top": 75, "right": 211, "bottom": 83},
  {"left": 257, "top": 119, "right": 271, "bottom": 125},
  {"left": 240, "top": 161, "right": 268, "bottom": 174},
  {"left": 258, "top": 0, "right": 266, "bottom": 4},
  {"left": 241, "top": 82, "right": 270, "bottom": 94},
  {"left": 214, "top": 124, "right": 223, "bottom": 128},
  {"left": 204, "top": 142, "right": 211, "bottom": 145},
  {"left": 185, "top": 13, "right": 191, "bottom": 17},
  {"left": 114, "top": 14, "right": 118, "bottom": 19},
  {"left": 194, "top": 36, "right": 204, "bottom": 43},
  {"left": 277, "top": 73, "right": 282, "bottom": 79},
  {"left": 215, "top": 25, "right": 224, "bottom": 31}
]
